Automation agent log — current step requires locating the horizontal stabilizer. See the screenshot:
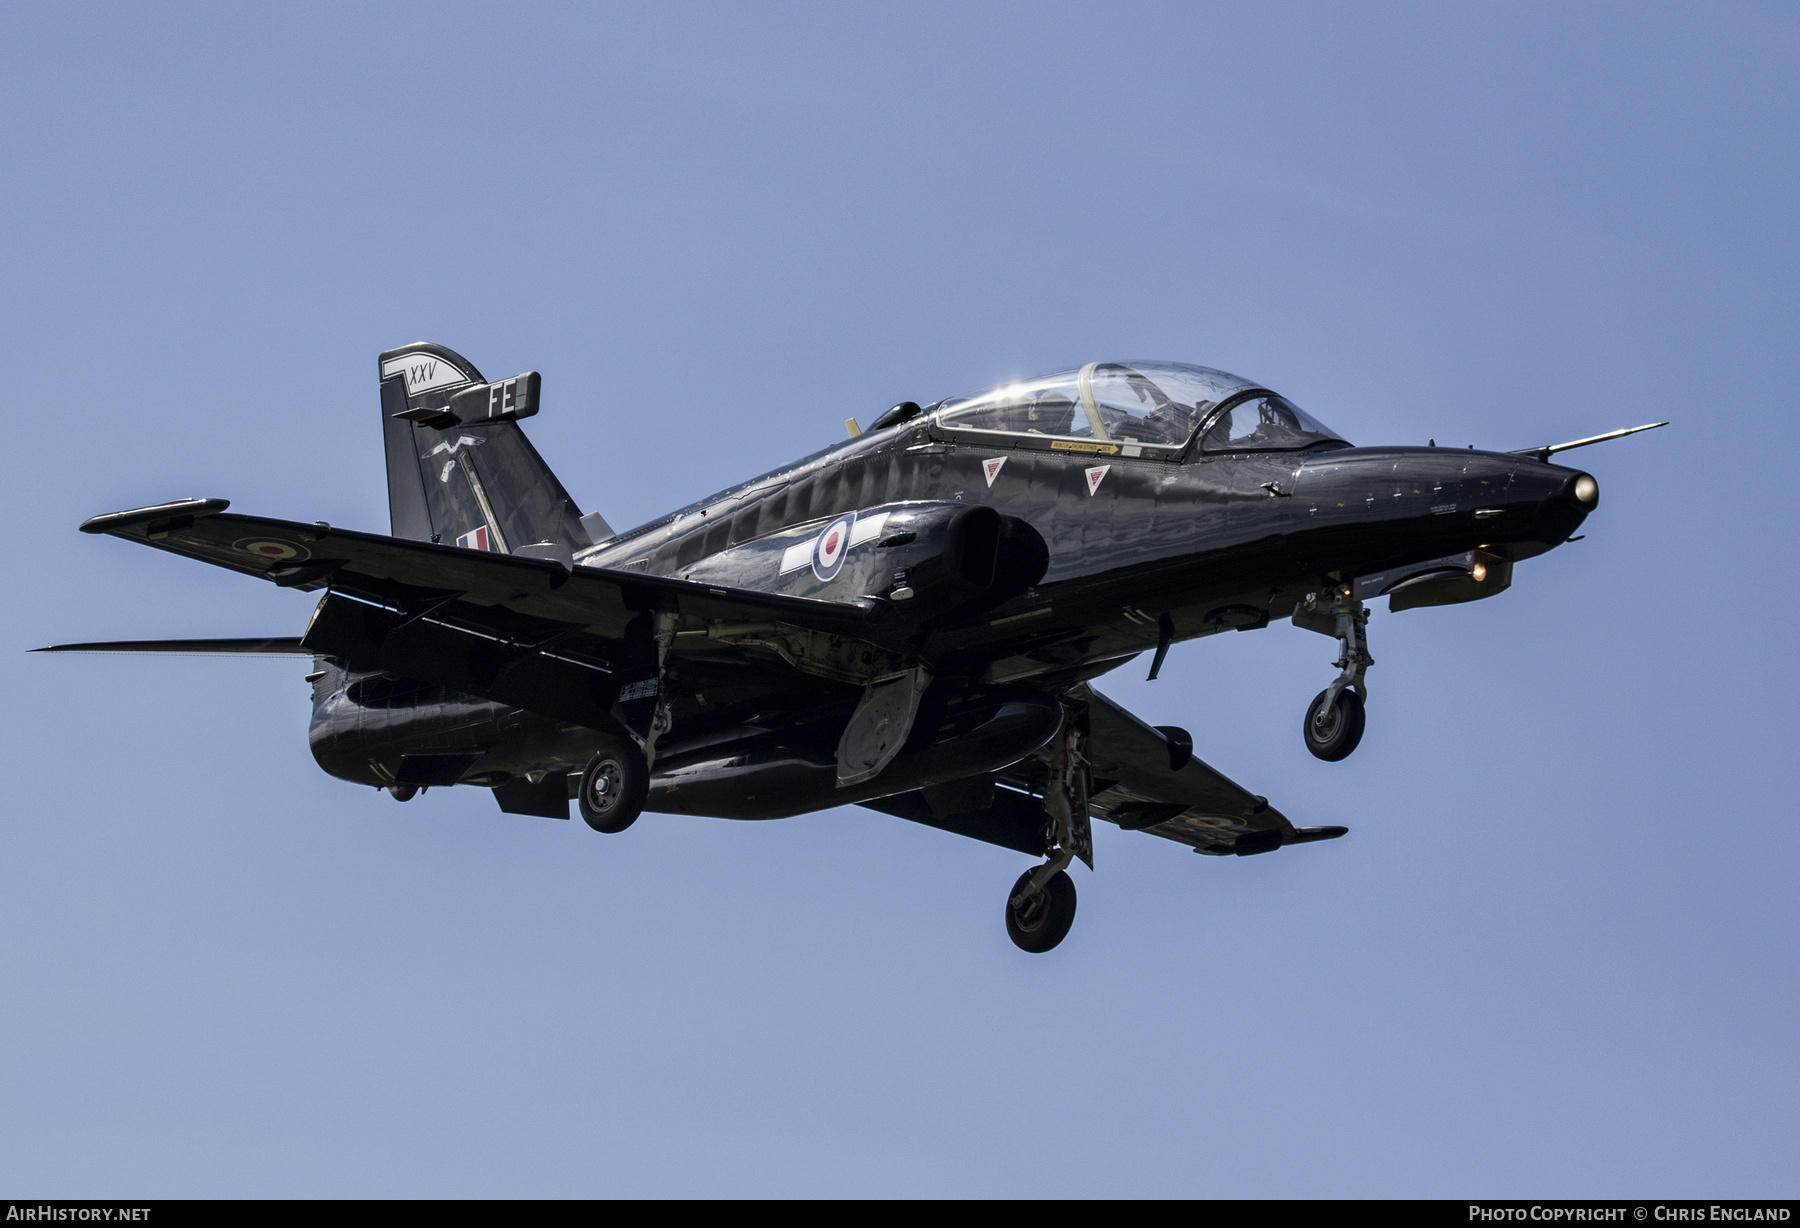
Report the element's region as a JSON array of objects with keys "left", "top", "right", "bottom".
[{"left": 33, "top": 637, "right": 309, "bottom": 656}]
